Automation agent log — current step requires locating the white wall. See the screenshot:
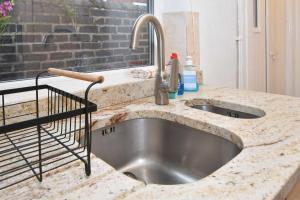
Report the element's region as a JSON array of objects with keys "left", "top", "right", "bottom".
[
  {"left": 155, "top": 0, "right": 190, "bottom": 15},
  {"left": 196, "top": 0, "right": 239, "bottom": 88},
  {"left": 155, "top": 0, "right": 239, "bottom": 88},
  {"left": 294, "top": 0, "right": 300, "bottom": 96},
  {"left": 285, "top": 0, "right": 296, "bottom": 96}
]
